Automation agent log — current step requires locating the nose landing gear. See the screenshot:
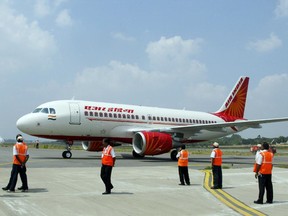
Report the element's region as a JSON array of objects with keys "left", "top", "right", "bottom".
[{"left": 62, "top": 142, "right": 73, "bottom": 159}]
